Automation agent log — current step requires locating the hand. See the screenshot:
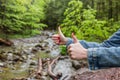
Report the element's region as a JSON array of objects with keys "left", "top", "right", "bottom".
[
  {"left": 52, "top": 26, "right": 68, "bottom": 45},
  {"left": 67, "top": 33, "right": 87, "bottom": 60}
]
